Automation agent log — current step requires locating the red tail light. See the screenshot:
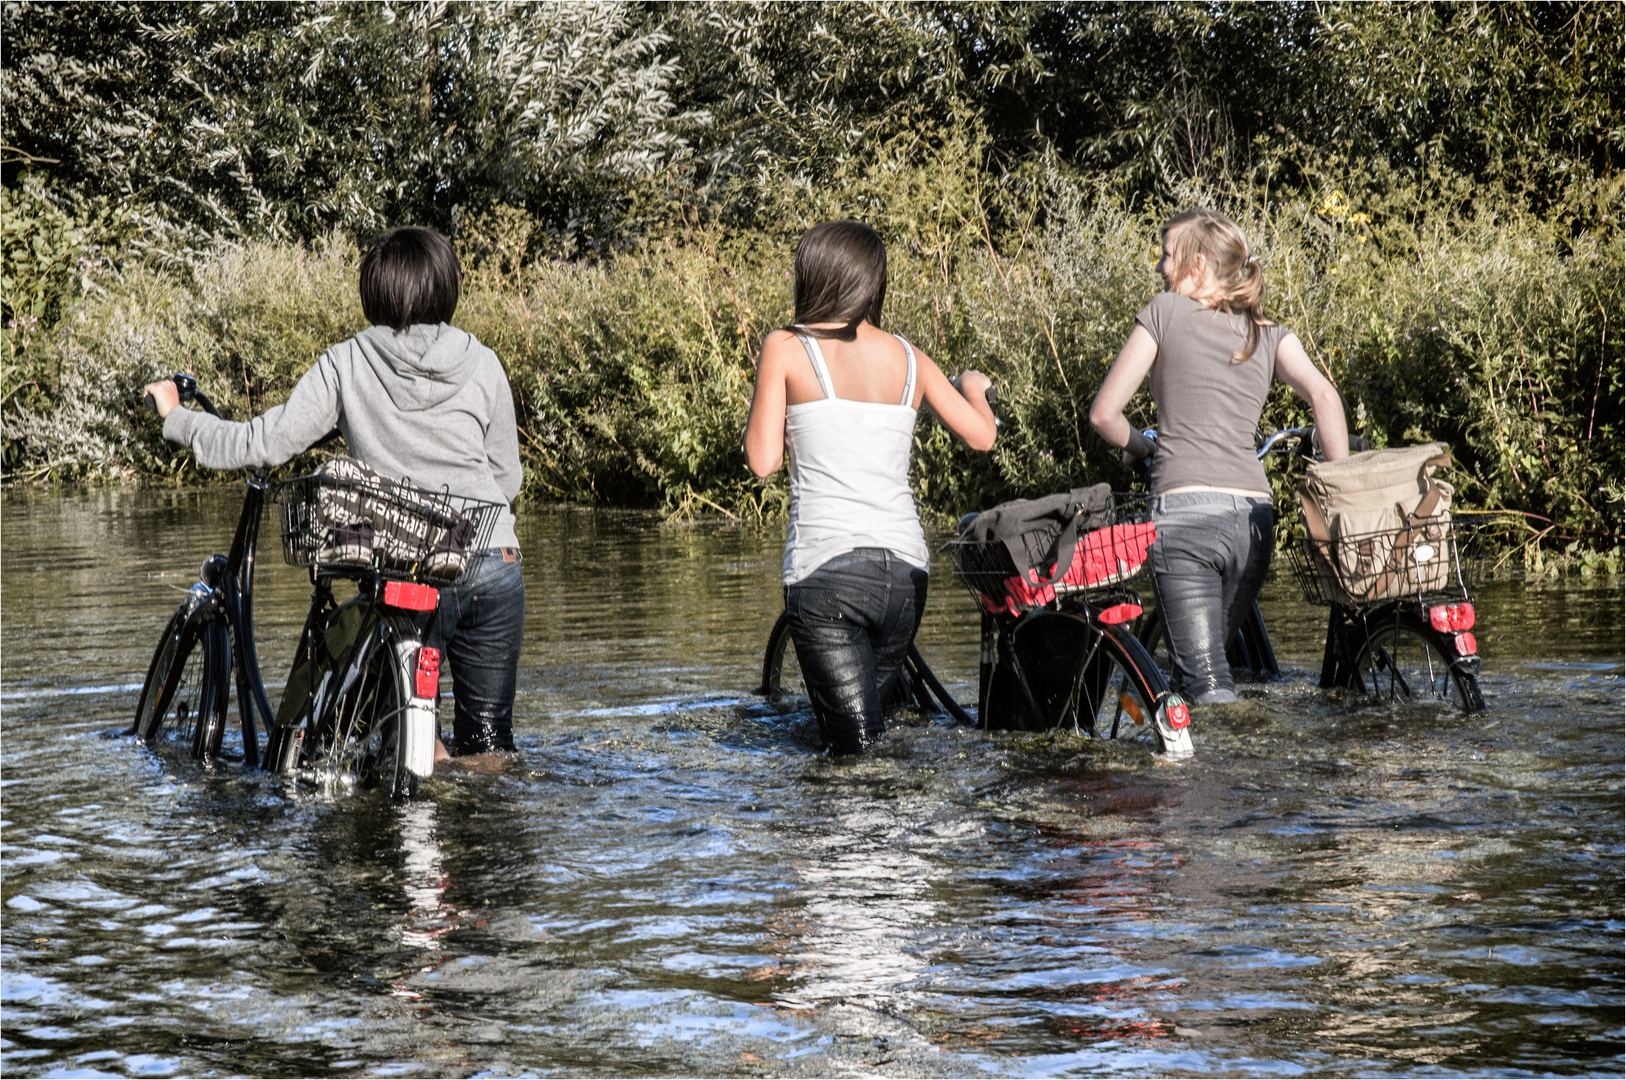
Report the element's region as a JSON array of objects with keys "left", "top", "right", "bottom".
[
  {"left": 1165, "top": 700, "right": 1191, "bottom": 730},
  {"left": 414, "top": 647, "right": 441, "bottom": 698},
  {"left": 1097, "top": 603, "right": 1143, "bottom": 625},
  {"left": 1429, "top": 602, "right": 1476, "bottom": 632},
  {"left": 384, "top": 580, "right": 438, "bottom": 612},
  {"left": 1454, "top": 631, "right": 1478, "bottom": 656}
]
